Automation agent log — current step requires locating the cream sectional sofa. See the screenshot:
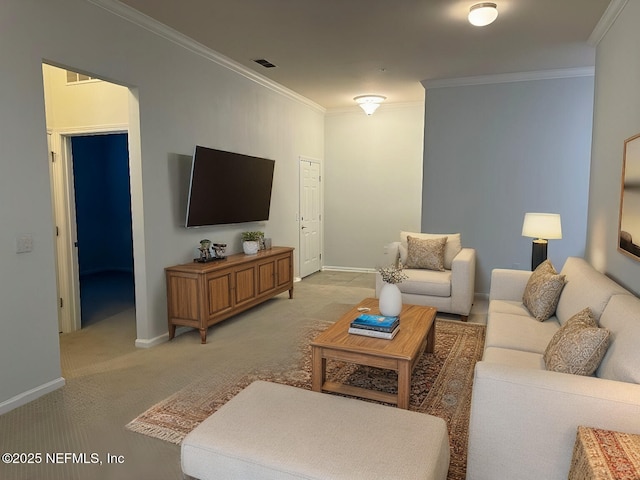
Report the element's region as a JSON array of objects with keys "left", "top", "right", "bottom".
[
  {"left": 466, "top": 257, "right": 640, "bottom": 480},
  {"left": 375, "top": 231, "right": 476, "bottom": 320}
]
